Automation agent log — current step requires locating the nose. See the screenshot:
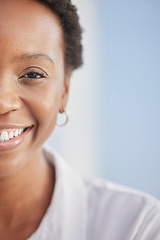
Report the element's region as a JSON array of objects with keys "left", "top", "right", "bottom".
[{"left": 0, "top": 82, "right": 22, "bottom": 115}]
